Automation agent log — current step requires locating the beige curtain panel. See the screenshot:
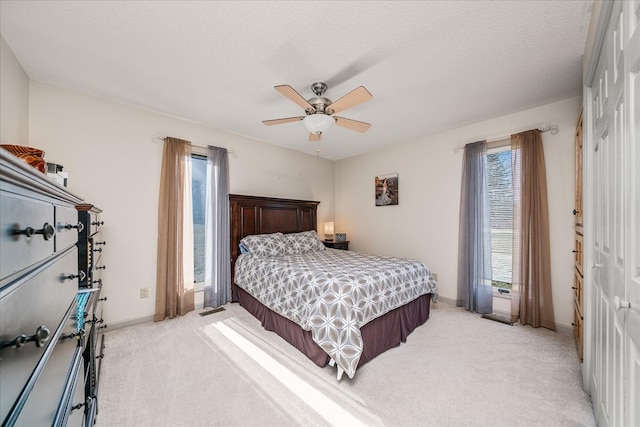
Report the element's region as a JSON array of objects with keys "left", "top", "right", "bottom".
[
  {"left": 510, "top": 130, "right": 555, "bottom": 330},
  {"left": 154, "top": 137, "right": 195, "bottom": 321}
]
